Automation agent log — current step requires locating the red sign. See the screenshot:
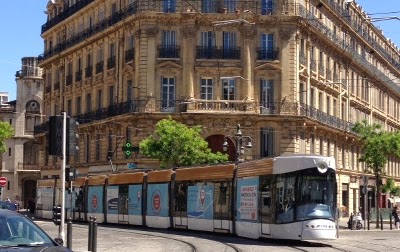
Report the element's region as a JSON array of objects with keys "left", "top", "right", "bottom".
[{"left": 0, "top": 177, "right": 7, "bottom": 187}]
